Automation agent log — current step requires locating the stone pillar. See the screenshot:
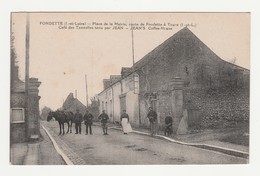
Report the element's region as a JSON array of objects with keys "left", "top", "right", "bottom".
[
  {"left": 170, "top": 77, "right": 185, "bottom": 134},
  {"left": 177, "top": 109, "right": 188, "bottom": 134},
  {"left": 27, "top": 78, "right": 41, "bottom": 140}
]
